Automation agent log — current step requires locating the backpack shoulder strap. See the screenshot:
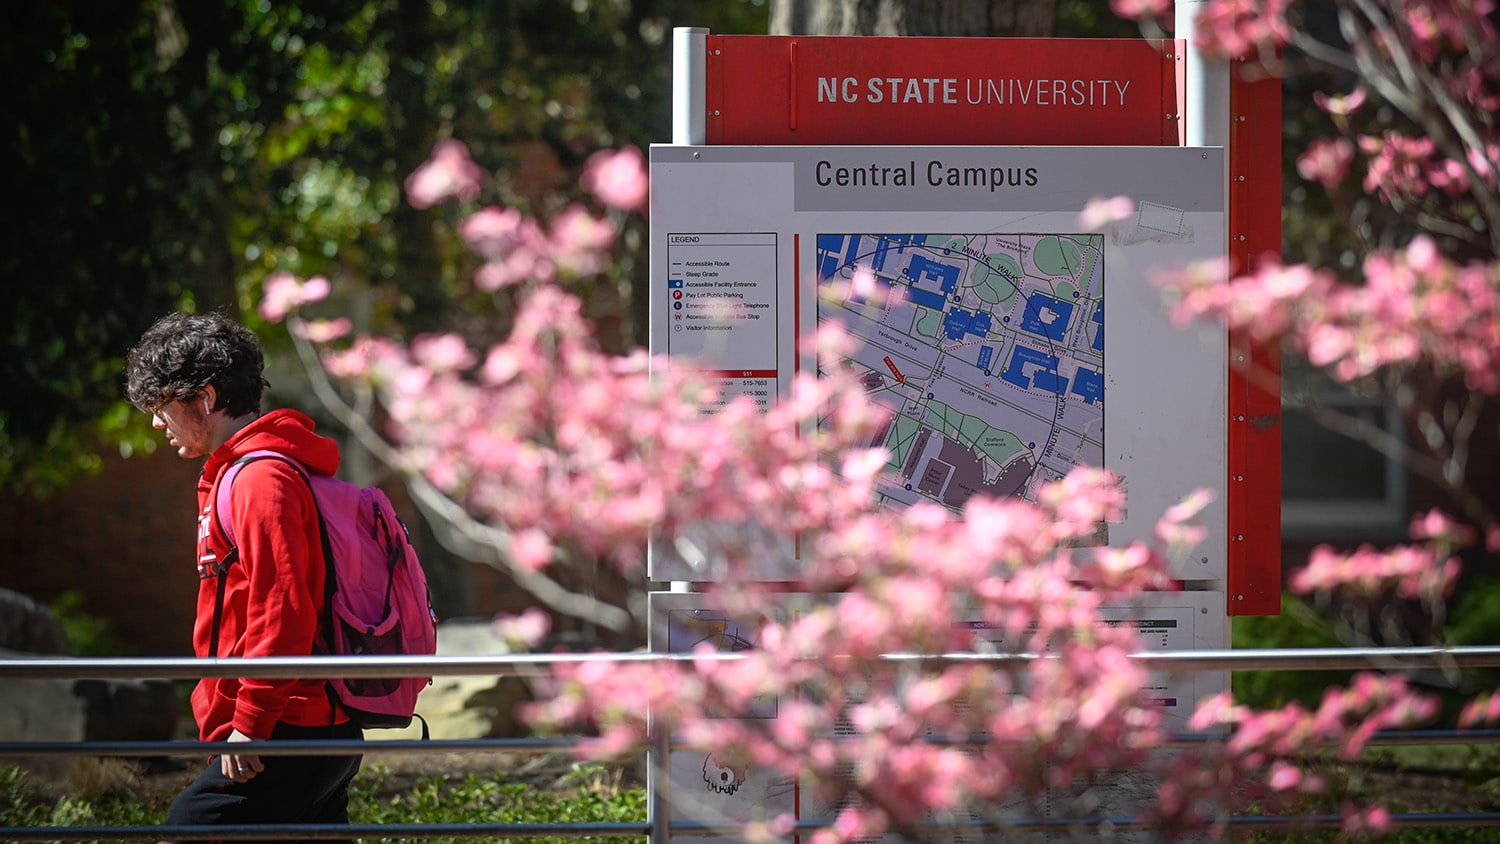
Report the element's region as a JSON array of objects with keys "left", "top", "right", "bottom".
[{"left": 213, "top": 450, "right": 313, "bottom": 549}]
